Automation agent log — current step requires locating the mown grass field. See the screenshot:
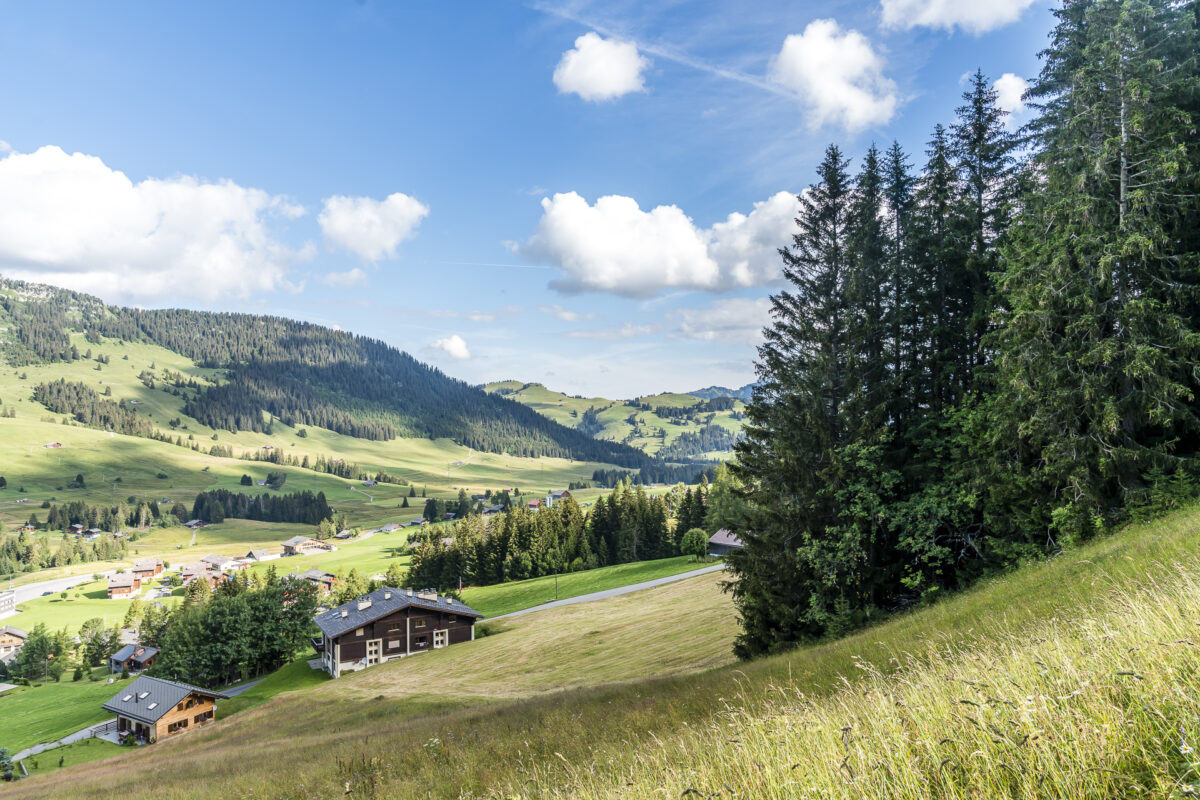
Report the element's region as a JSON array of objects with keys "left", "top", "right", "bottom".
[
  {"left": 6, "top": 503, "right": 1199, "bottom": 799},
  {"left": 16, "top": 737, "right": 125, "bottom": 778},
  {"left": 0, "top": 671, "right": 133, "bottom": 753},
  {"left": 484, "top": 380, "right": 744, "bottom": 458},
  {"left": 462, "top": 554, "right": 708, "bottom": 617},
  {"left": 10, "top": 576, "right": 180, "bottom": 635}
]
